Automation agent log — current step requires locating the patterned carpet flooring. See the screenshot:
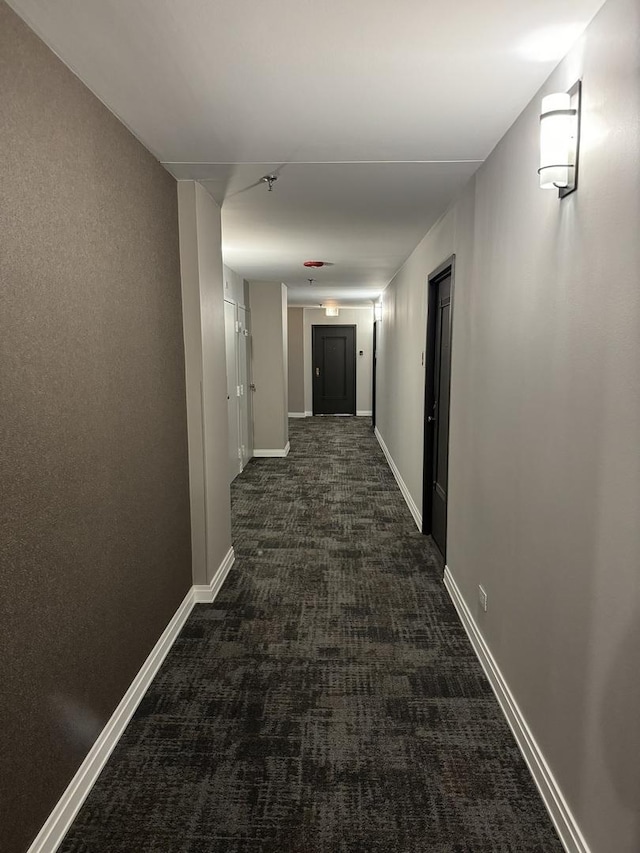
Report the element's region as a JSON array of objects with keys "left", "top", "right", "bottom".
[{"left": 60, "top": 417, "right": 562, "bottom": 852}]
